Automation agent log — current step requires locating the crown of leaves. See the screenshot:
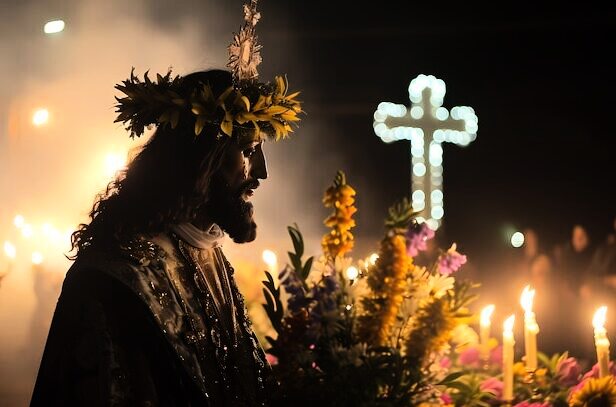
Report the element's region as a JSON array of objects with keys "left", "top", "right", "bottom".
[{"left": 113, "top": 0, "right": 302, "bottom": 141}]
